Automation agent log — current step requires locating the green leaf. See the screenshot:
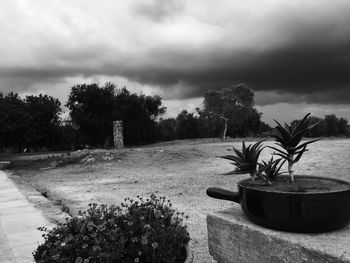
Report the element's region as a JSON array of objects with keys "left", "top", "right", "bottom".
[
  {"left": 294, "top": 149, "right": 309, "bottom": 155},
  {"left": 273, "top": 152, "right": 291, "bottom": 161},
  {"left": 288, "top": 122, "right": 319, "bottom": 147},
  {"left": 291, "top": 113, "right": 311, "bottom": 134},
  {"left": 242, "top": 141, "right": 246, "bottom": 153},
  {"left": 305, "top": 121, "right": 320, "bottom": 131},
  {"left": 220, "top": 155, "right": 241, "bottom": 163},
  {"left": 288, "top": 130, "right": 307, "bottom": 147},
  {"left": 273, "top": 119, "right": 284, "bottom": 128},
  {"left": 268, "top": 146, "right": 288, "bottom": 155},
  {"left": 294, "top": 137, "right": 322, "bottom": 151},
  {"left": 277, "top": 159, "right": 286, "bottom": 172},
  {"left": 275, "top": 126, "right": 292, "bottom": 142},
  {"left": 222, "top": 170, "right": 244, "bottom": 175},
  {"left": 232, "top": 147, "right": 244, "bottom": 159},
  {"left": 293, "top": 145, "right": 307, "bottom": 164},
  {"left": 270, "top": 134, "right": 289, "bottom": 148}
]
